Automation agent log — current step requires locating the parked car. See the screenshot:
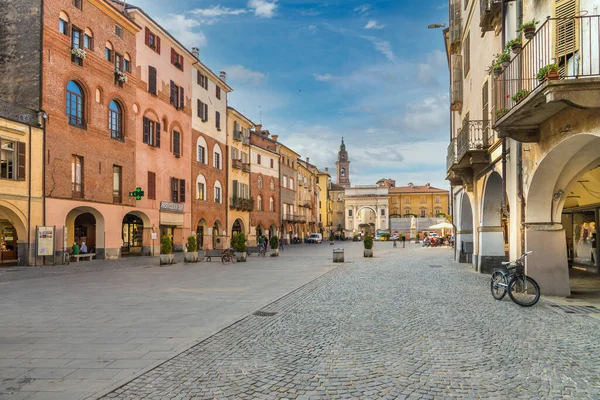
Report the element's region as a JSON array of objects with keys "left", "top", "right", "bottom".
[{"left": 307, "top": 233, "right": 323, "bottom": 243}]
